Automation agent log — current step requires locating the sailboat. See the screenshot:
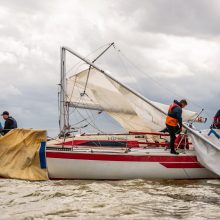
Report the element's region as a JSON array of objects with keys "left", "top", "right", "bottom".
[{"left": 46, "top": 44, "right": 219, "bottom": 180}]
